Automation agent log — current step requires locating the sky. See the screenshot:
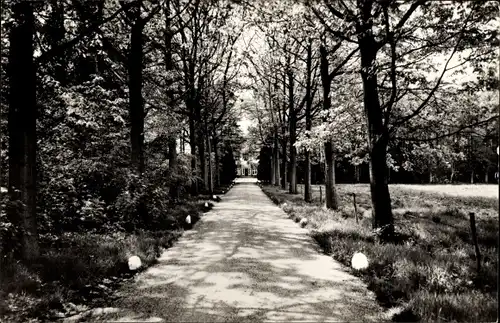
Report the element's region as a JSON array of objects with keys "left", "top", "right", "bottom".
[{"left": 238, "top": 117, "right": 252, "bottom": 135}]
